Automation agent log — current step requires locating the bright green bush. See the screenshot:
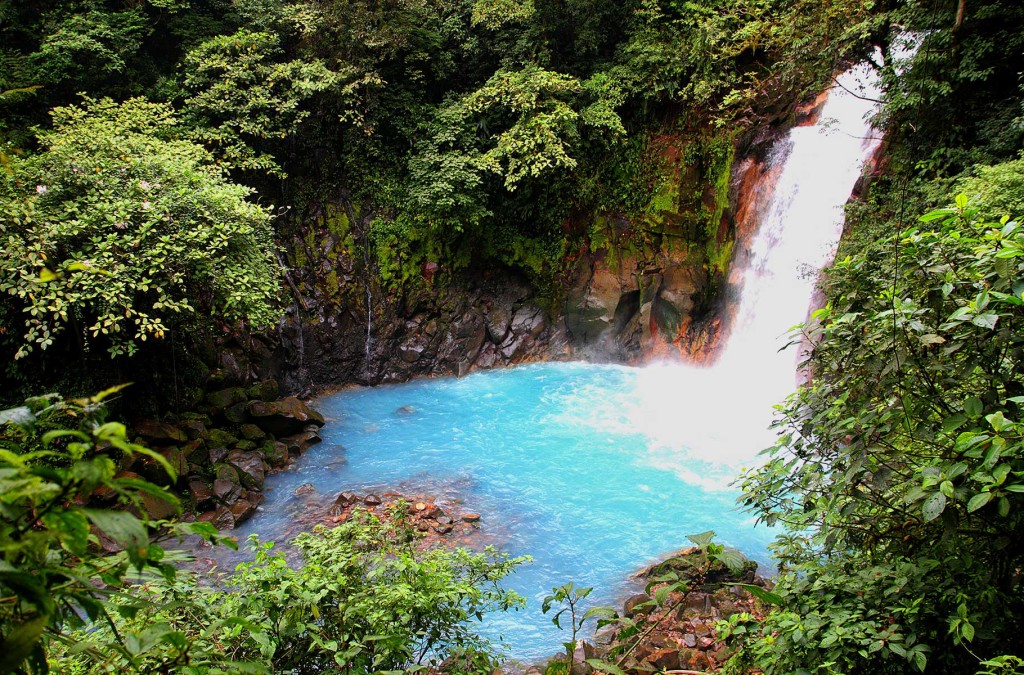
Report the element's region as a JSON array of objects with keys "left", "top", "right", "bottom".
[
  {"left": 727, "top": 190, "right": 1024, "bottom": 673},
  {"left": 59, "top": 510, "right": 526, "bottom": 674},
  {"left": 0, "top": 387, "right": 226, "bottom": 673},
  {"left": 0, "top": 97, "right": 282, "bottom": 359}
]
